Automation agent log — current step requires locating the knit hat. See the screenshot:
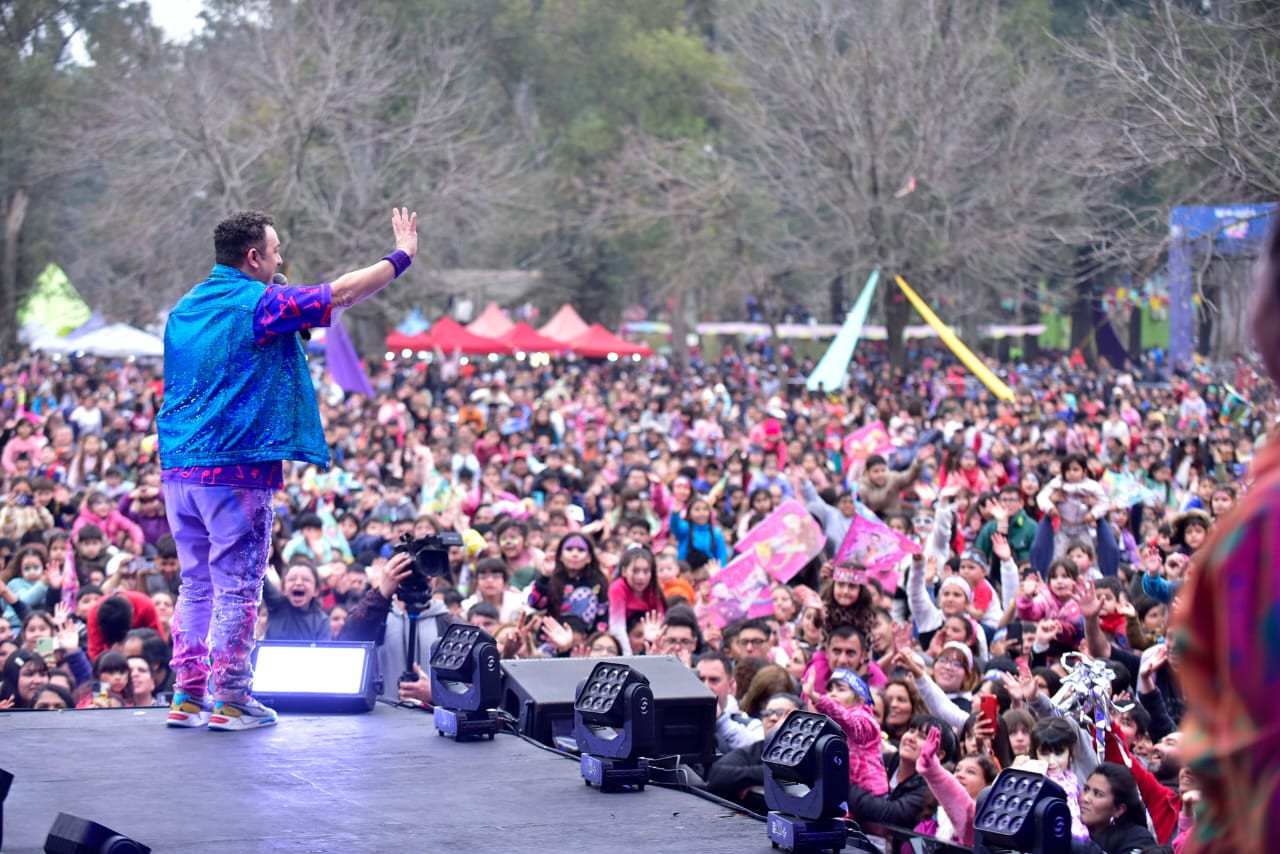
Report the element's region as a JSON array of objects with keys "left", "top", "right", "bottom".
[
  {"left": 827, "top": 668, "right": 873, "bottom": 705},
  {"left": 940, "top": 641, "right": 974, "bottom": 671},
  {"left": 939, "top": 575, "right": 973, "bottom": 602}
]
